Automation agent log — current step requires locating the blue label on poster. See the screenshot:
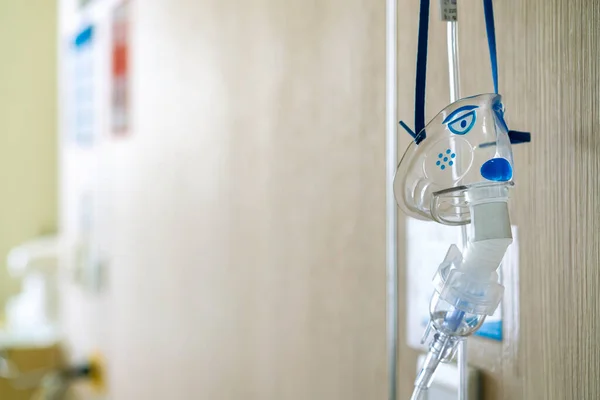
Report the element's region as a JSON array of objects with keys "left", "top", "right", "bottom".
[{"left": 70, "top": 24, "right": 95, "bottom": 146}]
